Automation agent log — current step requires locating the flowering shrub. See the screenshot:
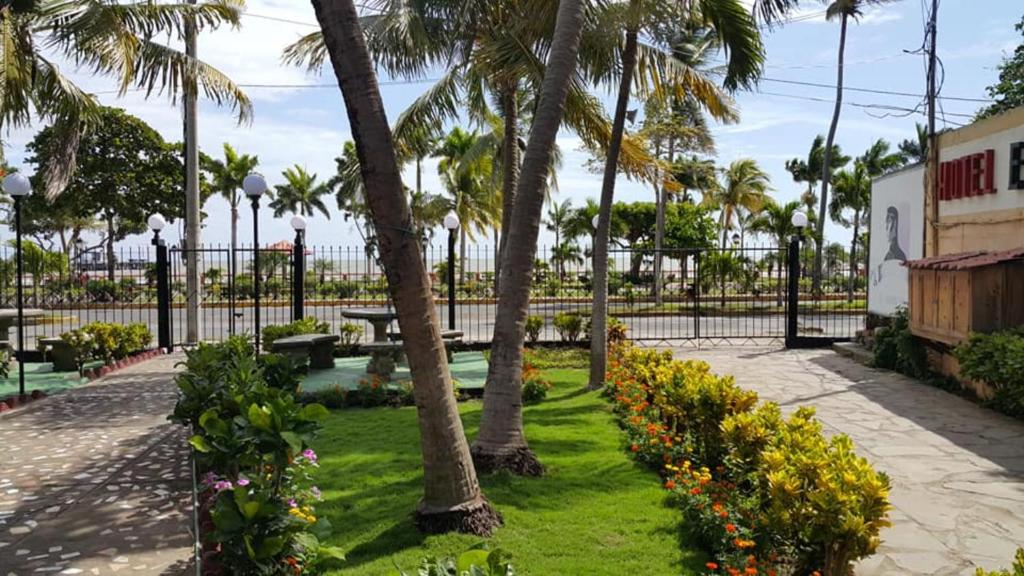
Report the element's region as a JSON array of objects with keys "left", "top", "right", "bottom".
[
  {"left": 521, "top": 357, "right": 551, "bottom": 405},
  {"left": 606, "top": 343, "right": 891, "bottom": 576},
  {"left": 61, "top": 321, "right": 153, "bottom": 365},
  {"left": 525, "top": 315, "right": 544, "bottom": 343},
  {"left": 171, "top": 336, "right": 343, "bottom": 574},
  {"left": 395, "top": 545, "right": 515, "bottom": 575}
]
